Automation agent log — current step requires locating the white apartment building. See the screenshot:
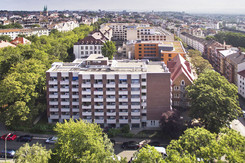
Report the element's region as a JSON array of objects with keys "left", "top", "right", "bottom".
[
  {"left": 238, "top": 70, "right": 245, "bottom": 98},
  {"left": 46, "top": 54, "right": 172, "bottom": 128},
  {"left": 51, "top": 21, "right": 80, "bottom": 32}
]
